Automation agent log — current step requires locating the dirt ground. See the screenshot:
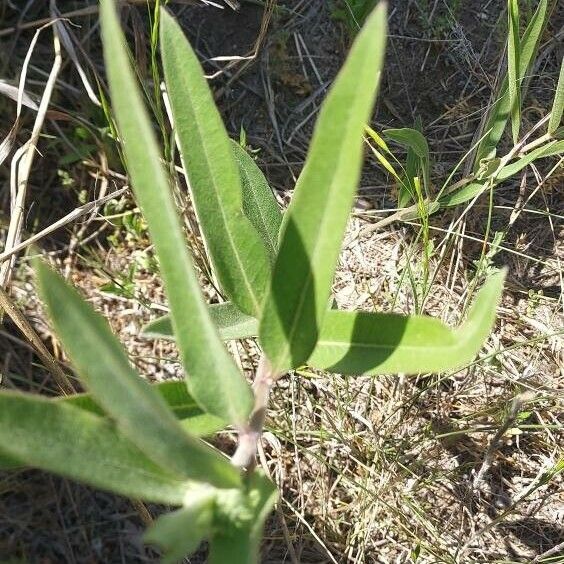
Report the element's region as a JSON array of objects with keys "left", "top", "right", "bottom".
[{"left": 0, "top": 0, "right": 563, "bottom": 562}]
